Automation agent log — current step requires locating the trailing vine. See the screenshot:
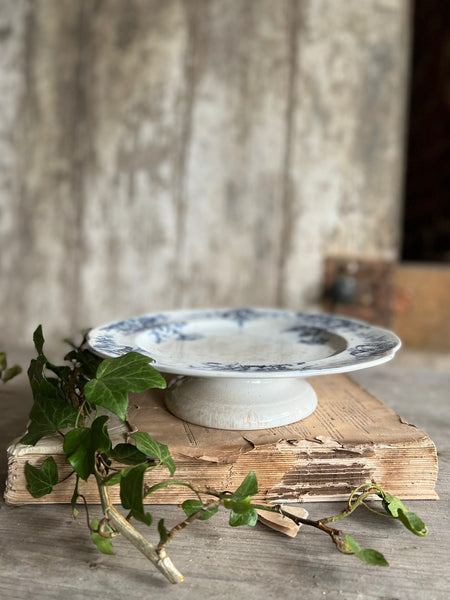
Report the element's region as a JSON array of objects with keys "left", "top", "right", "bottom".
[{"left": 2, "top": 326, "right": 428, "bottom": 584}]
